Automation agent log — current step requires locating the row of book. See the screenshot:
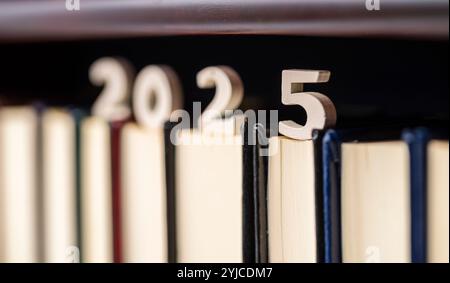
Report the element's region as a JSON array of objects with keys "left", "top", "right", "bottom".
[{"left": 0, "top": 105, "right": 448, "bottom": 263}]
